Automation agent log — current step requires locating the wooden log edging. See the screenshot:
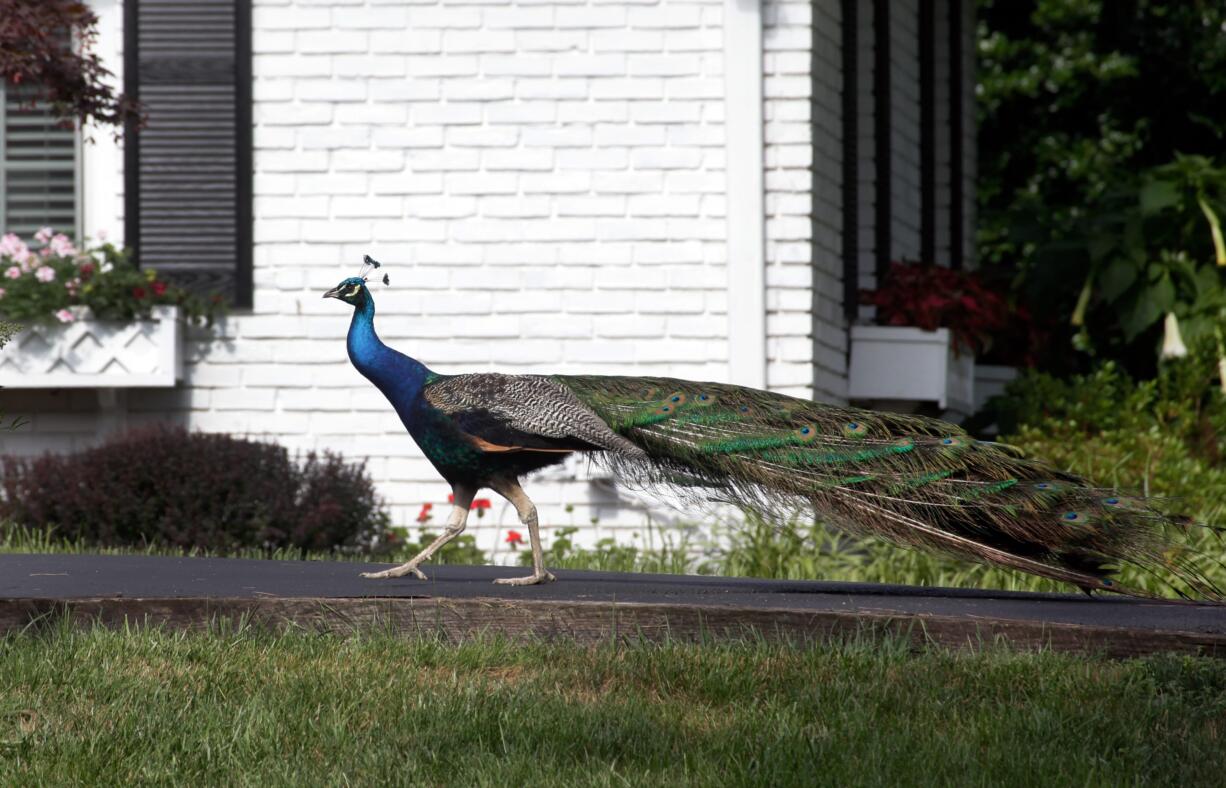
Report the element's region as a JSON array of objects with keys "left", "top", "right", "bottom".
[{"left": 2, "top": 595, "right": 1225, "bottom": 658}]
